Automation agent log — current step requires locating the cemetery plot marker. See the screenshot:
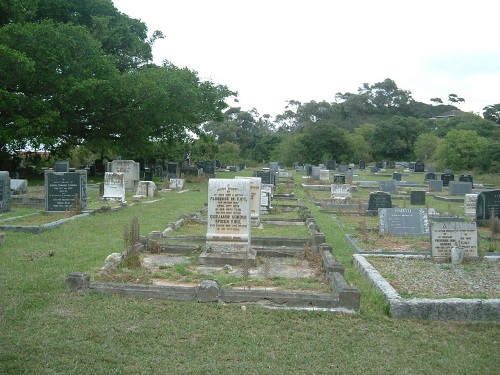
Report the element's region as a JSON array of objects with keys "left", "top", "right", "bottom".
[
  {"left": 45, "top": 170, "right": 87, "bottom": 212},
  {"left": 379, "top": 208, "right": 430, "bottom": 236},
  {"left": 431, "top": 222, "right": 478, "bottom": 259}
]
